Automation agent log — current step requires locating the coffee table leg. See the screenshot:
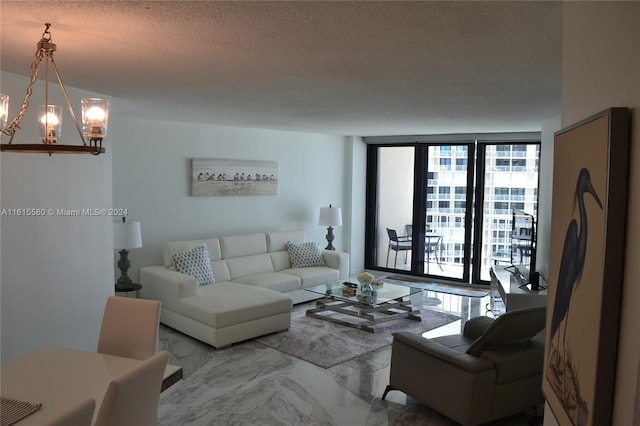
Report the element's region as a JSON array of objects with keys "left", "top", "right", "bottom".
[
  {"left": 306, "top": 311, "right": 364, "bottom": 331},
  {"left": 306, "top": 297, "right": 422, "bottom": 333}
]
